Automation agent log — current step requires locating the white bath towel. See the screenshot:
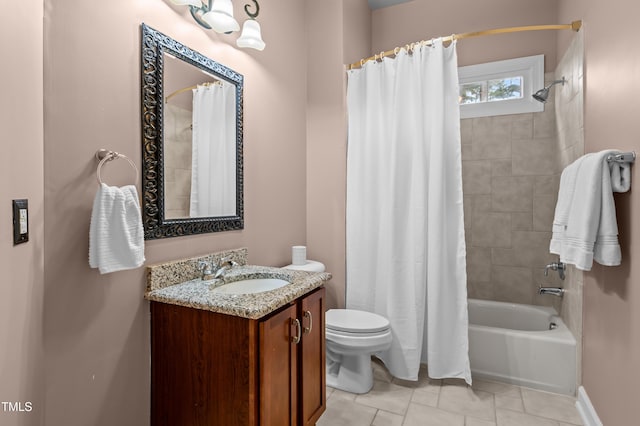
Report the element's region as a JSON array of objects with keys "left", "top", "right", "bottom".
[
  {"left": 550, "top": 150, "right": 628, "bottom": 271},
  {"left": 89, "top": 183, "right": 145, "bottom": 274}
]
